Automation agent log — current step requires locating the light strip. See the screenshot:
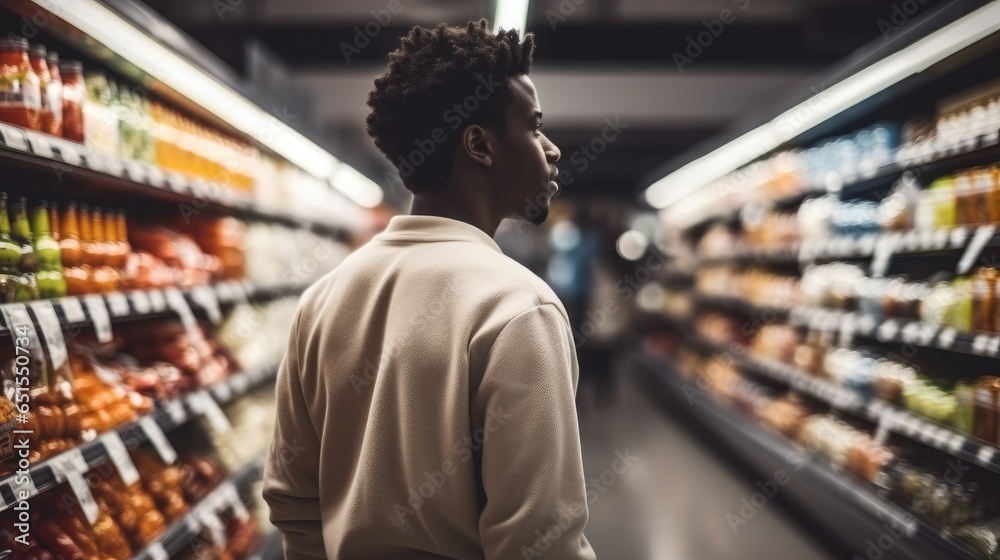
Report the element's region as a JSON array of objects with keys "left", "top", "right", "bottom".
[
  {"left": 645, "top": 0, "right": 1000, "bottom": 210},
  {"left": 493, "top": 0, "right": 530, "bottom": 34},
  {"left": 36, "top": 0, "right": 384, "bottom": 207},
  {"left": 330, "top": 163, "right": 385, "bottom": 208}
]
